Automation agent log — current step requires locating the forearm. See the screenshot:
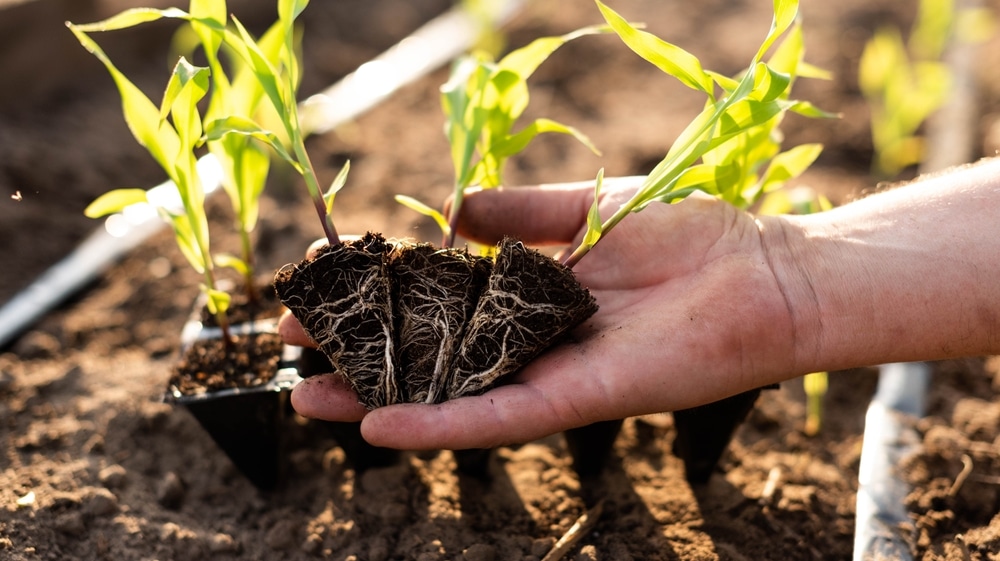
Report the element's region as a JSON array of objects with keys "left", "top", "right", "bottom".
[{"left": 763, "top": 158, "right": 1000, "bottom": 374}]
